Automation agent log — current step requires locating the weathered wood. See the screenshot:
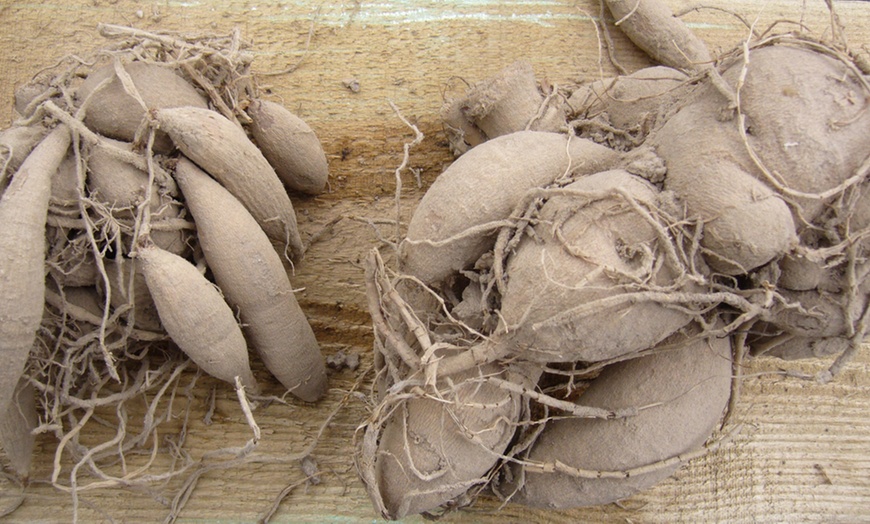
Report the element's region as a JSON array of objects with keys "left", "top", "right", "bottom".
[{"left": 0, "top": 1, "right": 868, "bottom": 522}]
